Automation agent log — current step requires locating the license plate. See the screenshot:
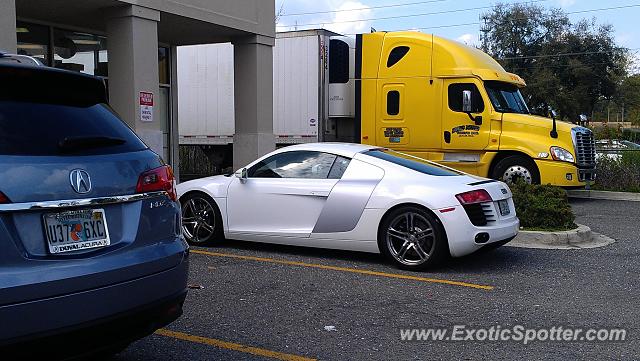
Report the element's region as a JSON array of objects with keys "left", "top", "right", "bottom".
[
  {"left": 44, "top": 209, "right": 110, "bottom": 254},
  {"left": 498, "top": 199, "right": 510, "bottom": 216}
]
